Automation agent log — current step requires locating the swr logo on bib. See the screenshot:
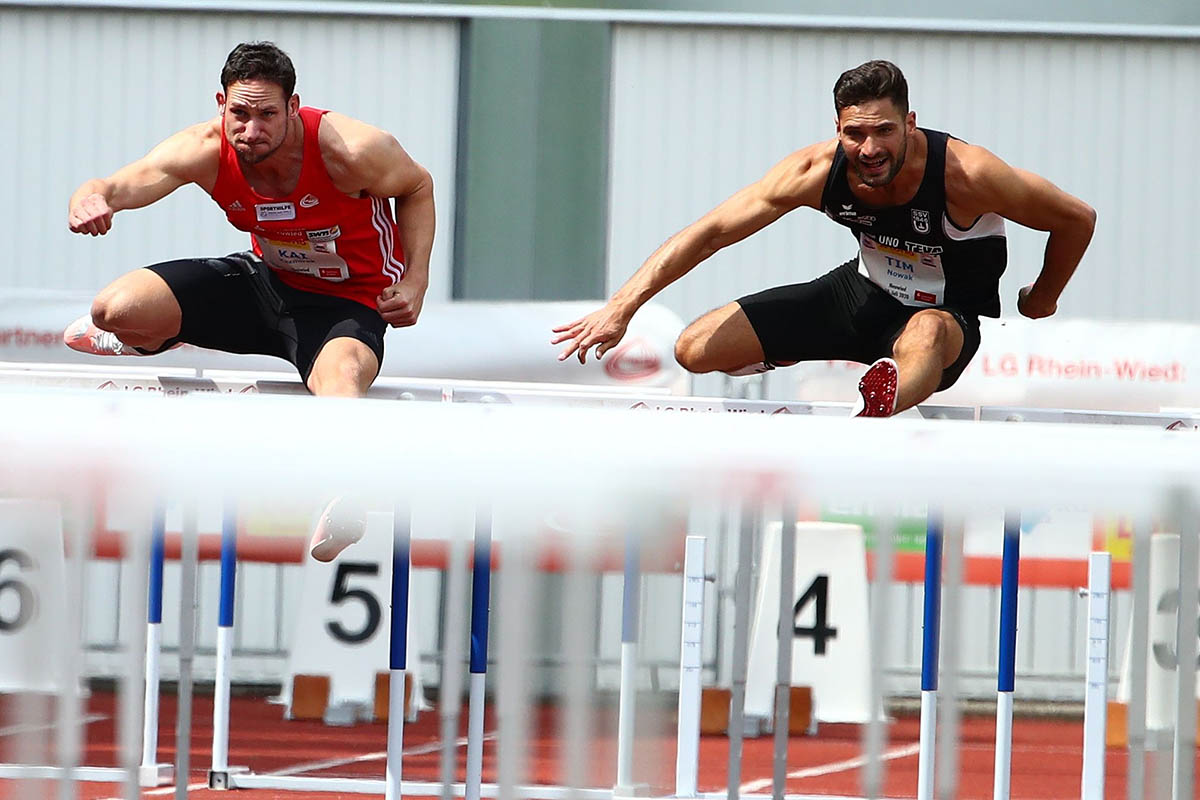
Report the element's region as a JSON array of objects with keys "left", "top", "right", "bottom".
[{"left": 255, "top": 202, "right": 296, "bottom": 221}]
